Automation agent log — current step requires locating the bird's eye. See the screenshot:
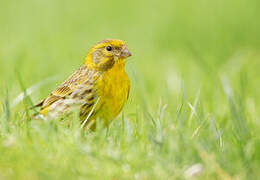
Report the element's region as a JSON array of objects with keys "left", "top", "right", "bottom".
[{"left": 106, "top": 46, "right": 112, "bottom": 51}]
